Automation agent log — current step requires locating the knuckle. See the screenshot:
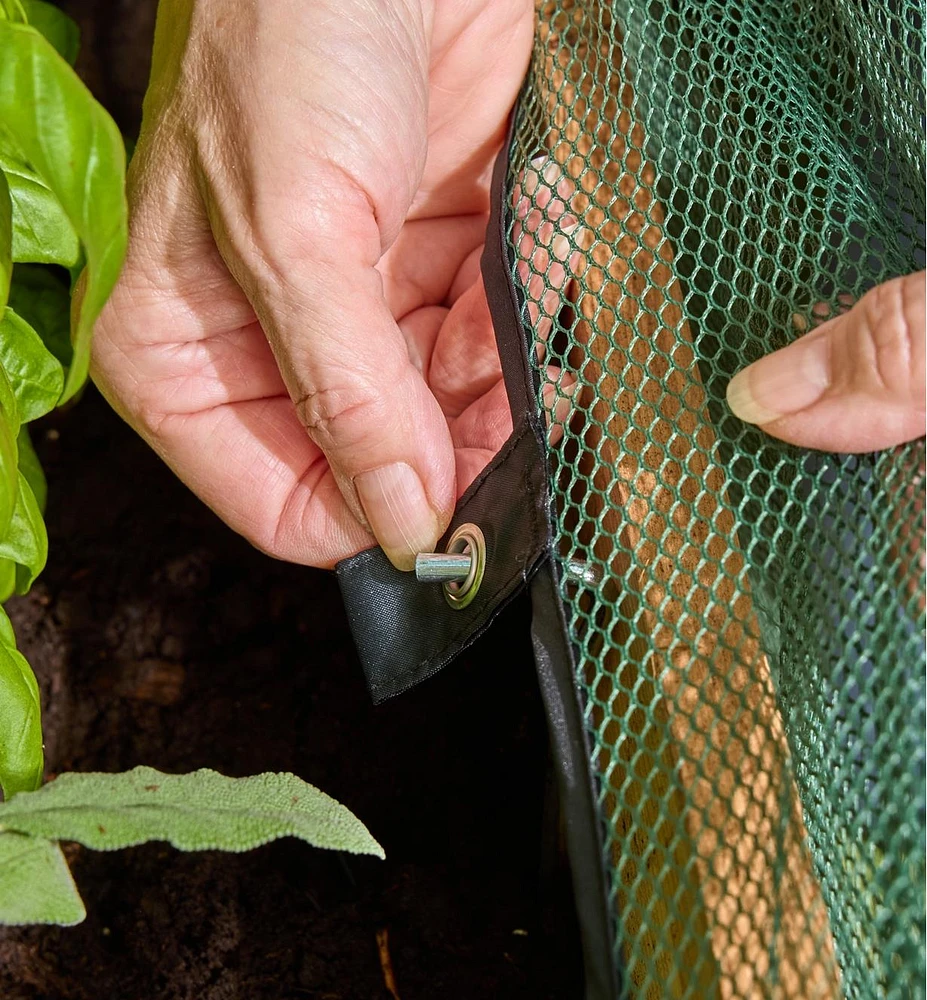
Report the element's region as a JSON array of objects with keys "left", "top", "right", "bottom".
[
  {"left": 133, "top": 392, "right": 171, "bottom": 440},
  {"left": 855, "top": 276, "right": 921, "bottom": 397},
  {"left": 248, "top": 160, "right": 380, "bottom": 278},
  {"left": 295, "top": 382, "right": 387, "bottom": 453}
]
